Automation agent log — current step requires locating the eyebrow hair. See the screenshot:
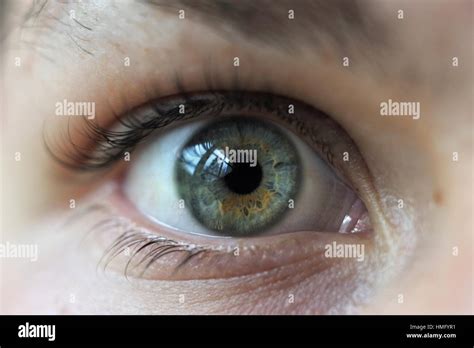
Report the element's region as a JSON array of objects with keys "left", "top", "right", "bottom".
[{"left": 145, "top": 0, "right": 387, "bottom": 54}]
